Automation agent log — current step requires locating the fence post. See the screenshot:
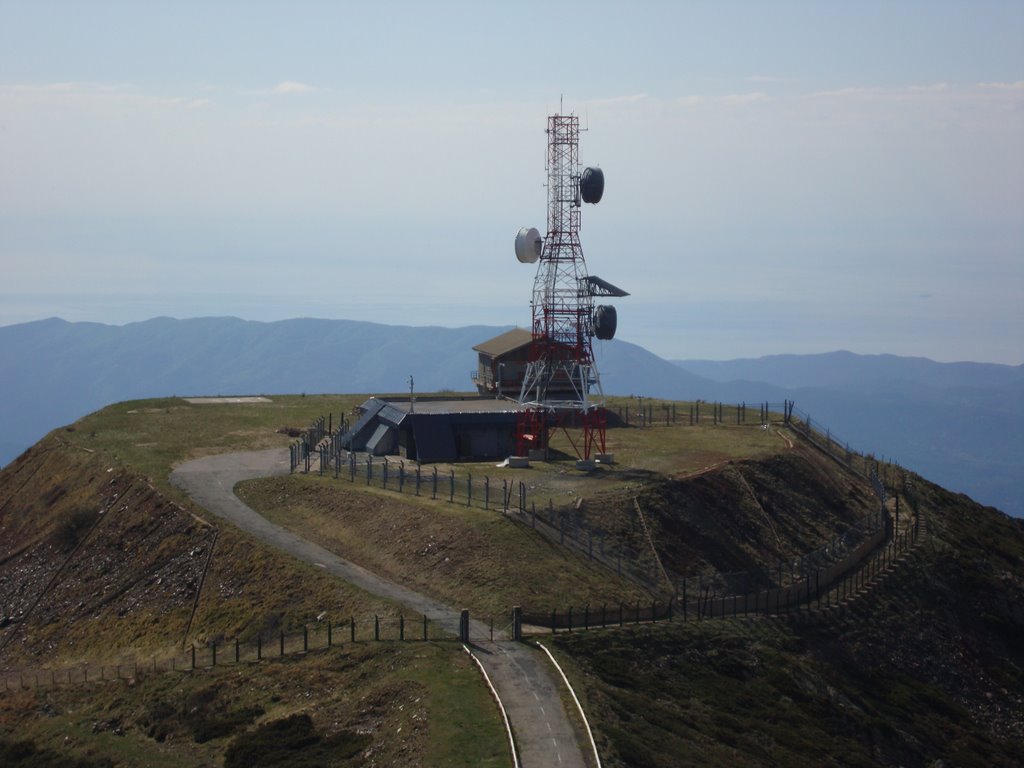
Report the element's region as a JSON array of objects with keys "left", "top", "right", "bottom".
[
  {"left": 279, "top": 631, "right": 284, "bottom": 656},
  {"left": 351, "top": 617, "right": 356, "bottom": 642},
  {"left": 303, "top": 625, "right": 308, "bottom": 653},
  {"left": 460, "top": 610, "right": 470, "bottom": 643},
  {"left": 399, "top": 461, "right": 405, "bottom": 492},
  {"left": 191, "top": 645, "right": 196, "bottom": 670},
  {"left": 400, "top": 614, "right": 405, "bottom": 641},
  {"left": 416, "top": 465, "right": 421, "bottom": 496},
  {"left": 212, "top": 641, "right": 217, "bottom": 666},
  {"left": 423, "top": 614, "right": 428, "bottom": 641},
  {"left": 374, "top": 615, "right": 380, "bottom": 641},
  {"left": 551, "top": 609, "right": 557, "bottom": 634},
  {"left": 235, "top": 637, "right": 239, "bottom": 663},
  {"left": 513, "top": 606, "right": 522, "bottom": 642},
  {"left": 328, "top": 621, "right": 333, "bottom": 647},
  {"left": 257, "top": 634, "right": 262, "bottom": 660},
  {"left": 432, "top": 467, "right": 438, "bottom": 499},
  {"left": 449, "top": 470, "right": 455, "bottom": 502}
]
